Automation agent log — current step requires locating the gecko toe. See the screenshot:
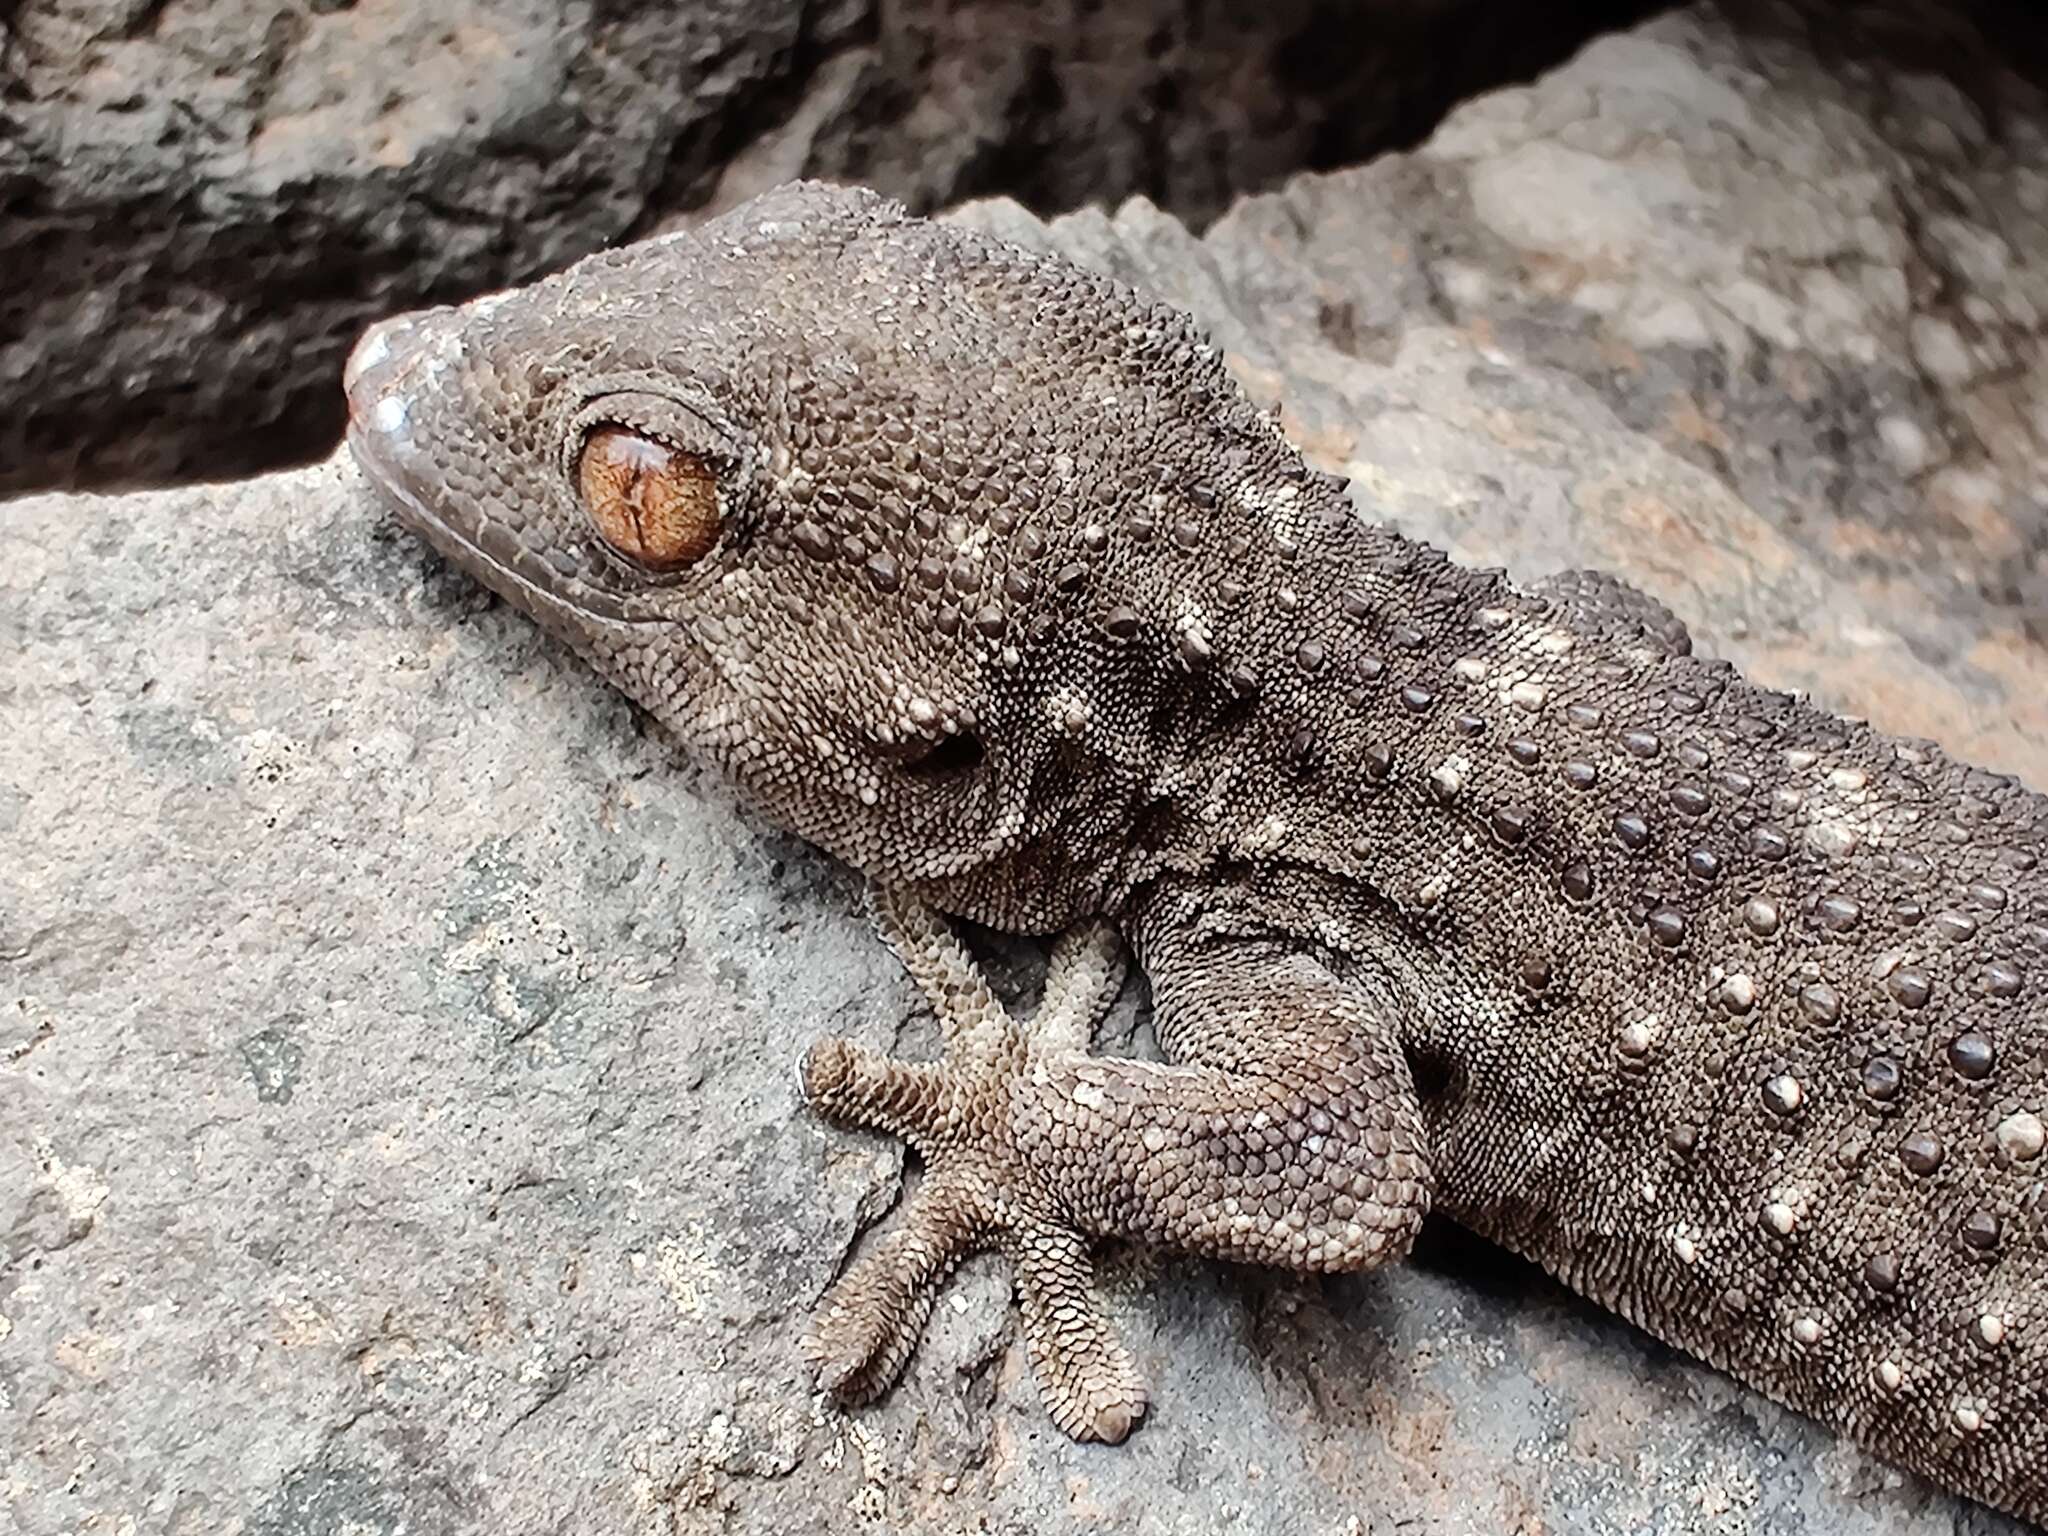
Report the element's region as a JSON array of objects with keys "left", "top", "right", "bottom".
[
  {"left": 804, "top": 1274, "right": 936, "bottom": 1405},
  {"left": 1009, "top": 1223, "right": 1150, "bottom": 1443},
  {"left": 808, "top": 1164, "right": 992, "bottom": 1403},
  {"left": 800, "top": 1035, "right": 953, "bottom": 1144}
]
